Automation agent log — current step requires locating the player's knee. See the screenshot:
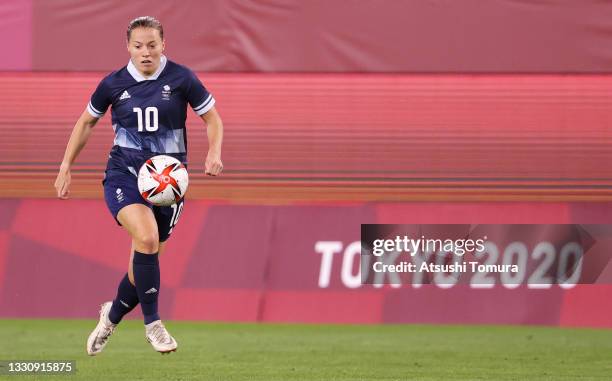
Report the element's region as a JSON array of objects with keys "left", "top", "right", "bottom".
[{"left": 134, "top": 231, "right": 159, "bottom": 253}]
